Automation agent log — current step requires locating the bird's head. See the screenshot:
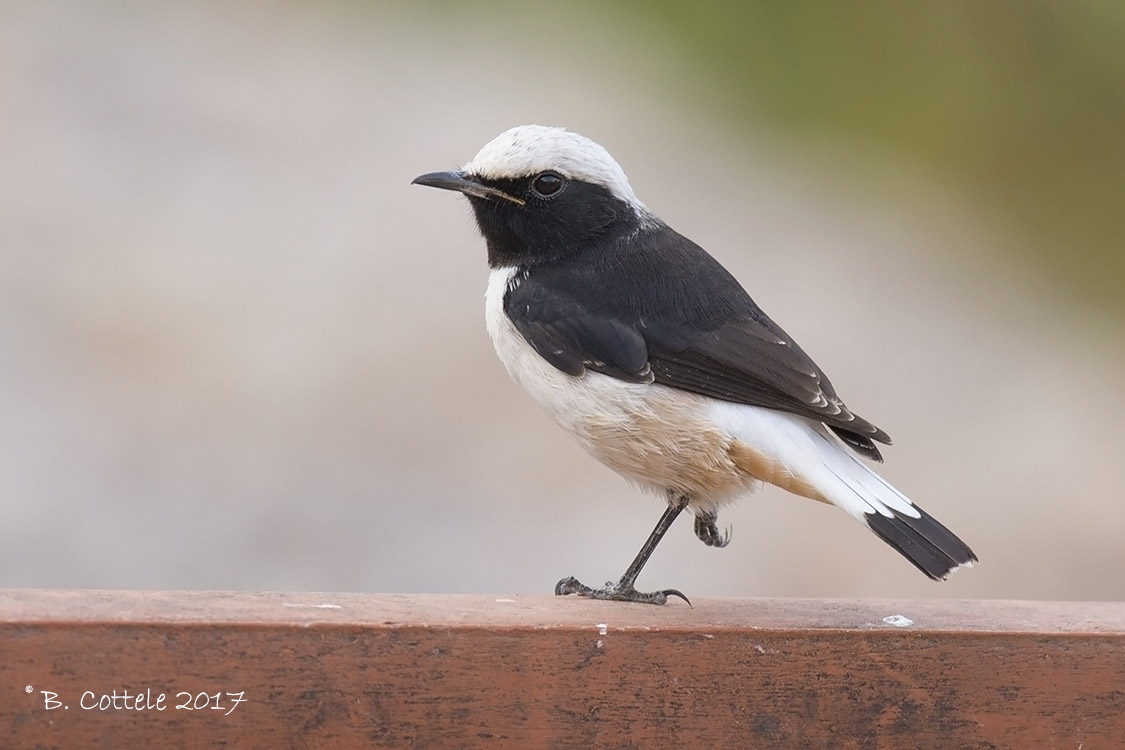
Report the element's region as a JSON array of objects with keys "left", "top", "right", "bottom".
[{"left": 413, "top": 125, "right": 652, "bottom": 268}]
